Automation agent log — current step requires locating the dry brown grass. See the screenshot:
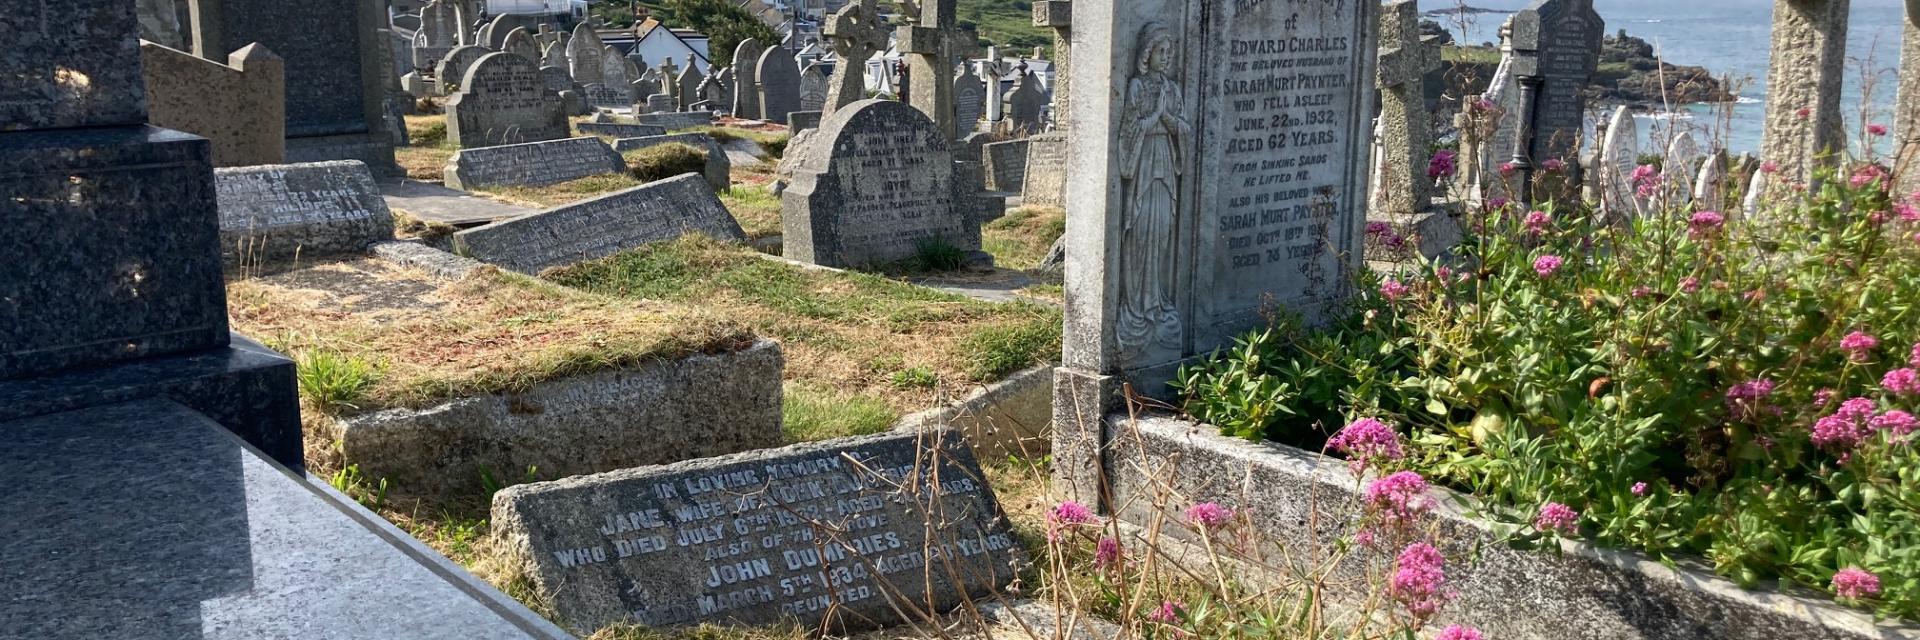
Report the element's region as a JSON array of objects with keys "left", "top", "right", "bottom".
[
  {"left": 981, "top": 207, "right": 1065, "bottom": 271},
  {"left": 398, "top": 115, "right": 456, "bottom": 181}
]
